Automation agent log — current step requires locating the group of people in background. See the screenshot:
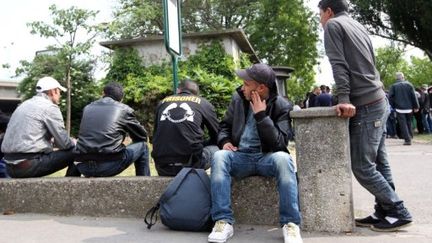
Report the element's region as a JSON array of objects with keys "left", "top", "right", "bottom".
[{"left": 0, "top": 0, "right": 422, "bottom": 242}]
